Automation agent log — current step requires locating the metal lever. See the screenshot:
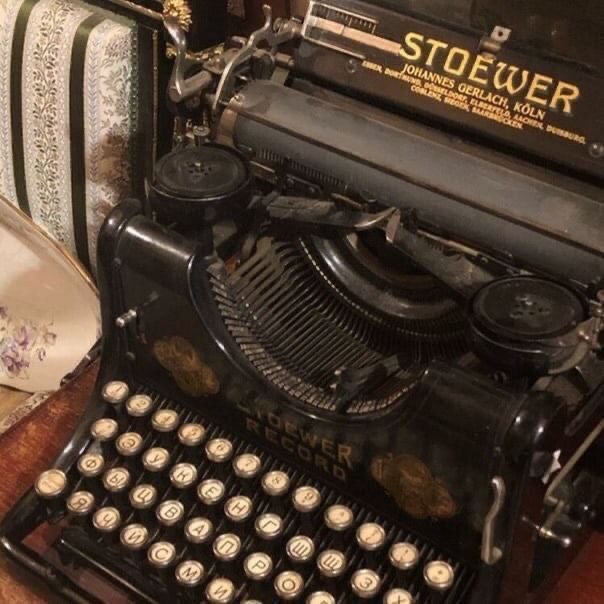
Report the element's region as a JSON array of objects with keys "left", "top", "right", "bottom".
[
  {"left": 523, "top": 501, "right": 573, "bottom": 549},
  {"left": 115, "top": 309, "right": 137, "bottom": 328},
  {"left": 262, "top": 195, "right": 396, "bottom": 231},
  {"left": 164, "top": 17, "right": 212, "bottom": 103},
  {"left": 384, "top": 210, "right": 497, "bottom": 301},
  {"left": 481, "top": 476, "right": 505, "bottom": 565},
  {"left": 212, "top": 4, "right": 301, "bottom": 112}
]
